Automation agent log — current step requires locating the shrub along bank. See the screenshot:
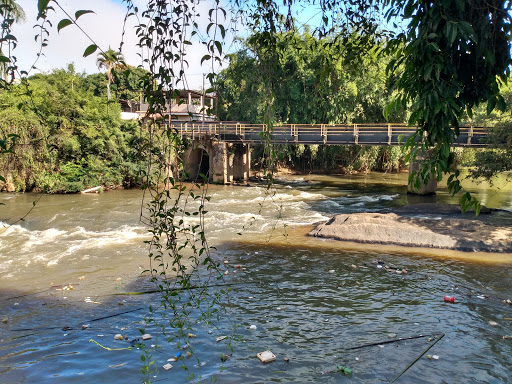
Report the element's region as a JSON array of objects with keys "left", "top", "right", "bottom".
[{"left": 0, "top": 66, "right": 145, "bottom": 193}]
